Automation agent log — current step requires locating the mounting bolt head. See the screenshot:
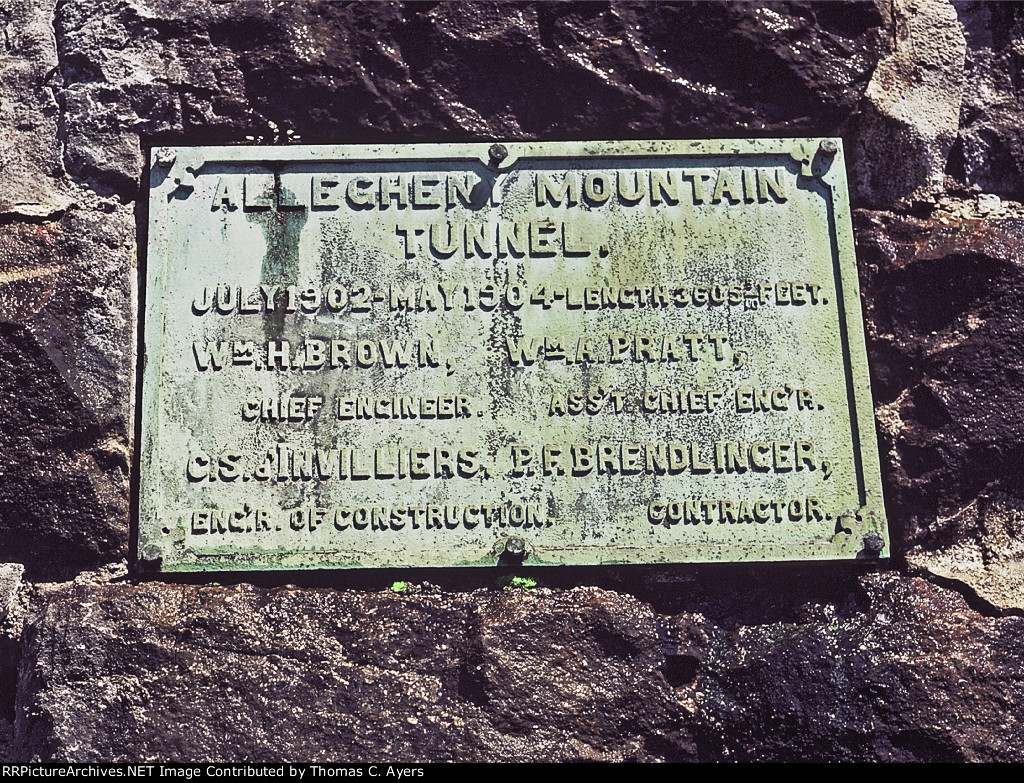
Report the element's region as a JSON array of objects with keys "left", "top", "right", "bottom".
[
  {"left": 862, "top": 533, "right": 884, "bottom": 556},
  {"left": 819, "top": 139, "right": 839, "bottom": 157},
  {"left": 155, "top": 148, "right": 176, "bottom": 168},
  {"left": 504, "top": 536, "right": 526, "bottom": 557},
  {"left": 488, "top": 143, "right": 508, "bottom": 166}
]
